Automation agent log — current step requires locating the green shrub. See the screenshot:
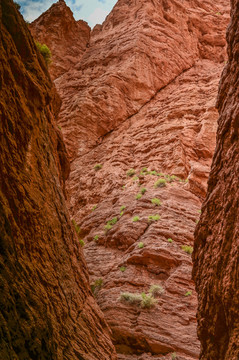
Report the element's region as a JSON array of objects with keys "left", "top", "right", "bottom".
[
  {"left": 127, "top": 168, "right": 136, "bottom": 177},
  {"left": 94, "top": 235, "right": 99, "bottom": 241},
  {"left": 155, "top": 178, "right": 166, "bottom": 188},
  {"left": 151, "top": 198, "right": 161, "bottom": 206},
  {"left": 72, "top": 219, "right": 80, "bottom": 234},
  {"left": 181, "top": 245, "right": 193, "bottom": 254},
  {"left": 185, "top": 291, "right": 192, "bottom": 297},
  {"left": 172, "top": 353, "right": 177, "bottom": 360},
  {"left": 120, "top": 205, "right": 126, "bottom": 212},
  {"left": 141, "top": 292, "right": 158, "bottom": 308},
  {"left": 108, "top": 217, "right": 118, "bottom": 225},
  {"left": 149, "top": 284, "right": 164, "bottom": 296},
  {"left": 120, "top": 211, "right": 124, "bottom": 217},
  {"left": 91, "top": 278, "right": 103, "bottom": 294},
  {"left": 79, "top": 239, "right": 85, "bottom": 247},
  {"left": 140, "top": 187, "right": 147, "bottom": 194},
  {"left": 91, "top": 205, "right": 97, "bottom": 211},
  {"left": 120, "top": 292, "right": 142, "bottom": 305},
  {"left": 120, "top": 266, "right": 126, "bottom": 272},
  {"left": 35, "top": 41, "right": 51, "bottom": 66},
  {"left": 138, "top": 242, "right": 144, "bottom": 248},
  {"left": 132, "top": 216, "right": 140, "bottom": 222},
  {"left": 149, "top": 170, "right": 157, "bottom": 175},
  {"left": 148, "top": 214, "right": 160, "bottom": 222},
  {"left": 168, "top": 238, "right": 173, "bottom": 243},
  {"left": 135, "top": 193, "right": 142, "bottom": 200},
  {"left": 141, "top": 167, "right": 148, "bottom": 173},
  {"left": 132, "top": 176, "right": 139, "bottom": 181},
  {"left": 104, "top": 223, "right": 112, "bottom": 232},
  {"left": 94, "top": 163, "right": 102, "bottom": 170}
]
